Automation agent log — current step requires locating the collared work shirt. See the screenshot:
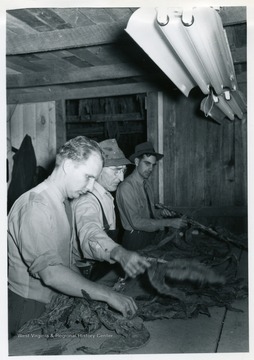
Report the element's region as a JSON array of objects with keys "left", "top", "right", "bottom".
[
  {"left": 116, "top": 169, "right": 163, "bottom": 232},
  {"left": 8, "top": 178, "right": 71, "bottom": 304},
  {"left": 72, "top": 181, "right": 118, "bottom": 263}
]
